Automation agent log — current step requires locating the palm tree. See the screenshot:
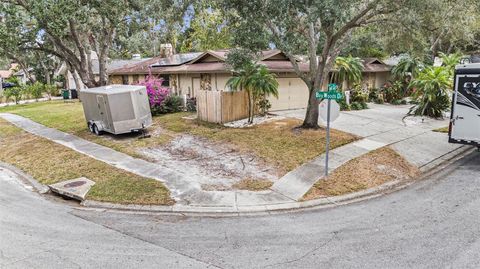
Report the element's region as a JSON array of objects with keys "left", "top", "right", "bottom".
[
  {"left": 250, "top": 65, "right": 279, "bottom": 116},
  {"left": 392, "top": 55, "right": 424, "bottom": 82},
  {"left": 227, "top": 62, "right": 278, "bottom": 123},
  {"left": 333, "top": 56, "right": 363, "bottom": 89},
  {"left": 439, "top": 52, "right": 463, "bottom": 75},
  {"left": 408, "top": 66, "right": 452, "bottom": 118}
]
